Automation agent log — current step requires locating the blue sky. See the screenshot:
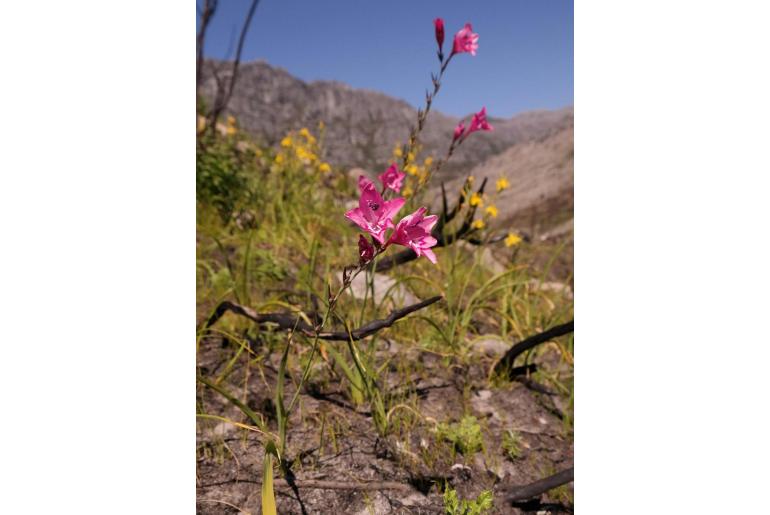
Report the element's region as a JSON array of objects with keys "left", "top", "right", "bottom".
[{"left": 198, "top": 0, "right": 573, "bottom": 118}]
